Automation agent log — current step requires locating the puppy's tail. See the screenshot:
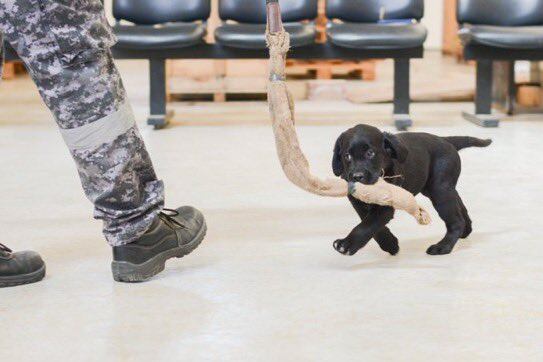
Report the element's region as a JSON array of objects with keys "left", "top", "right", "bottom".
[{"left": 443, "top": 136, "right": 492, "bottom": 151}]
